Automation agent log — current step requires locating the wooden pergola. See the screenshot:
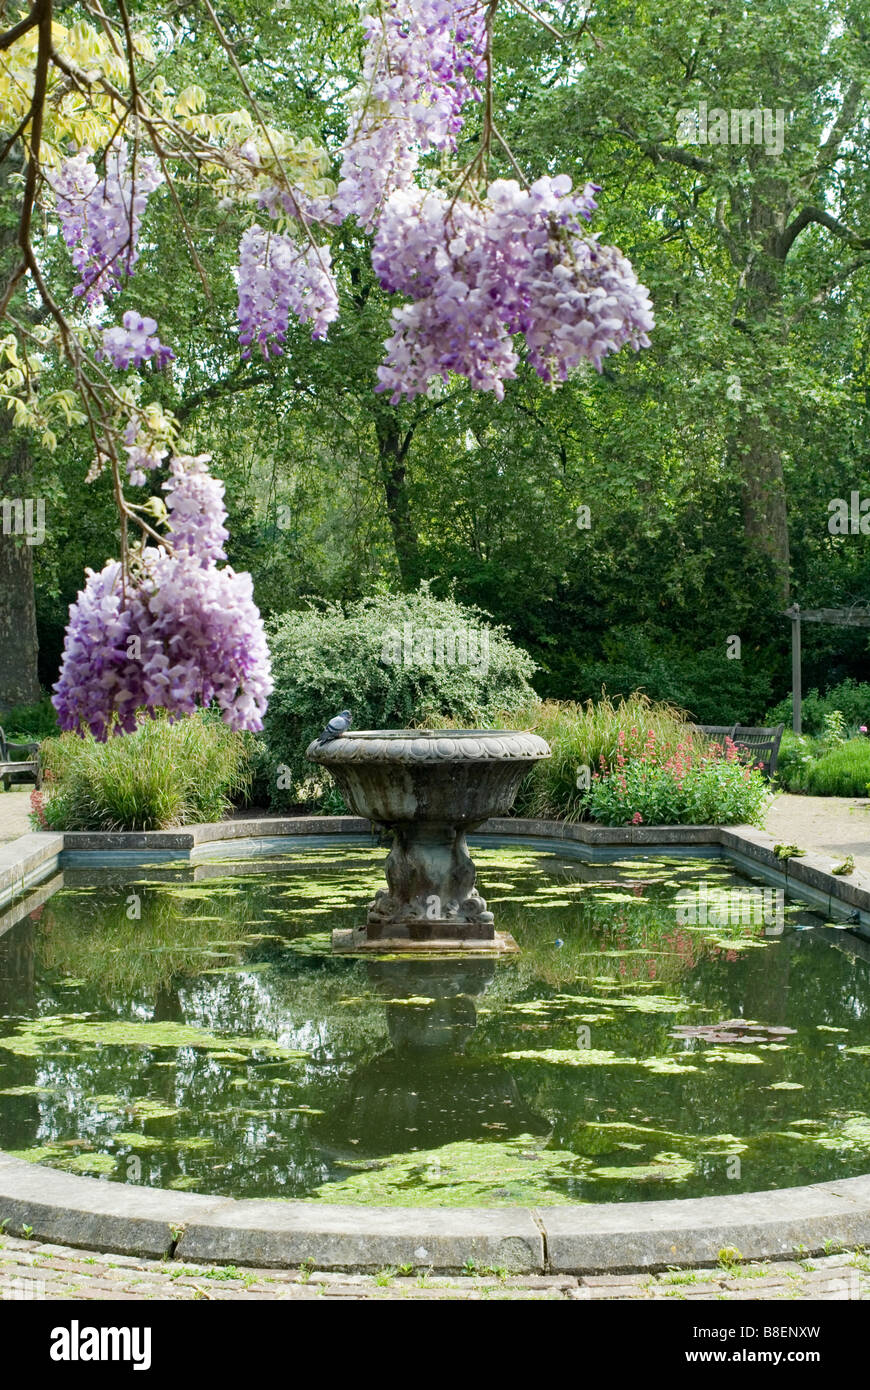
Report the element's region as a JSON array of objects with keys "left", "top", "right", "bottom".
[{"left": 783, "top": 602, "right": 870, "bottom": 733}]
